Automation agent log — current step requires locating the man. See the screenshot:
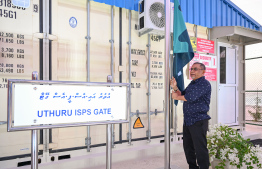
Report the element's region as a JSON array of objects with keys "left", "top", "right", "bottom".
[{"left": 170, "top": 62, "right": 211, "bottom": 169}]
